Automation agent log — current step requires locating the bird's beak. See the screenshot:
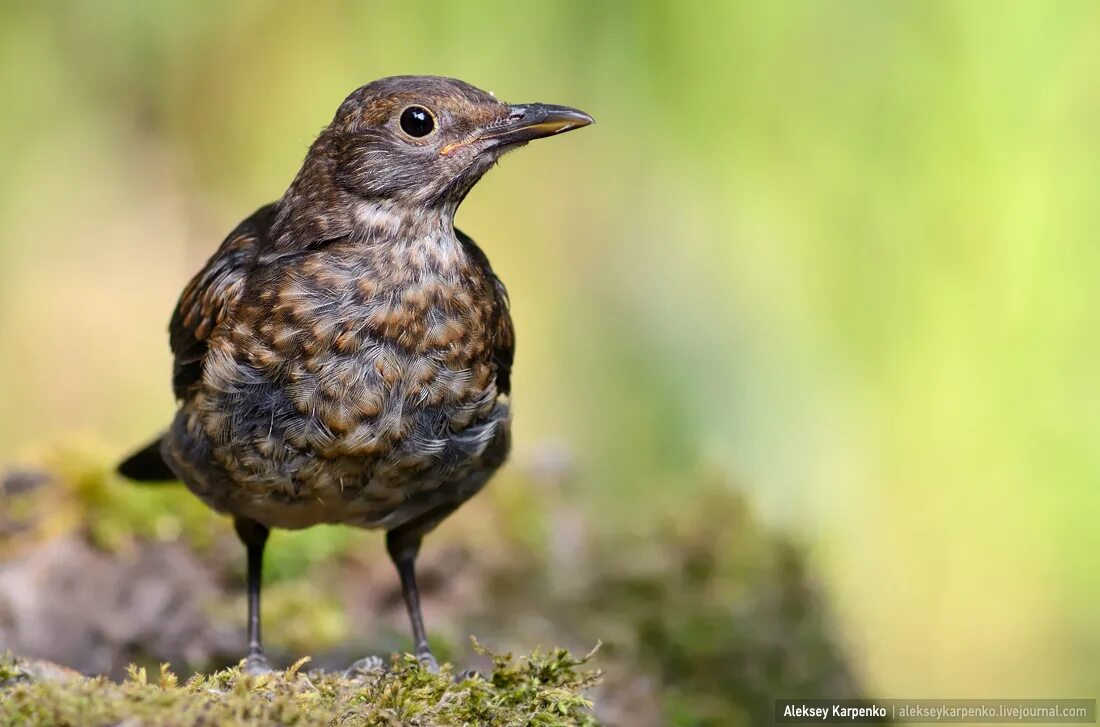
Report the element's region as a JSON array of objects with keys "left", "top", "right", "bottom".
[{"left": 479, "top": 103, "right": 594, "bottom": 147}]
